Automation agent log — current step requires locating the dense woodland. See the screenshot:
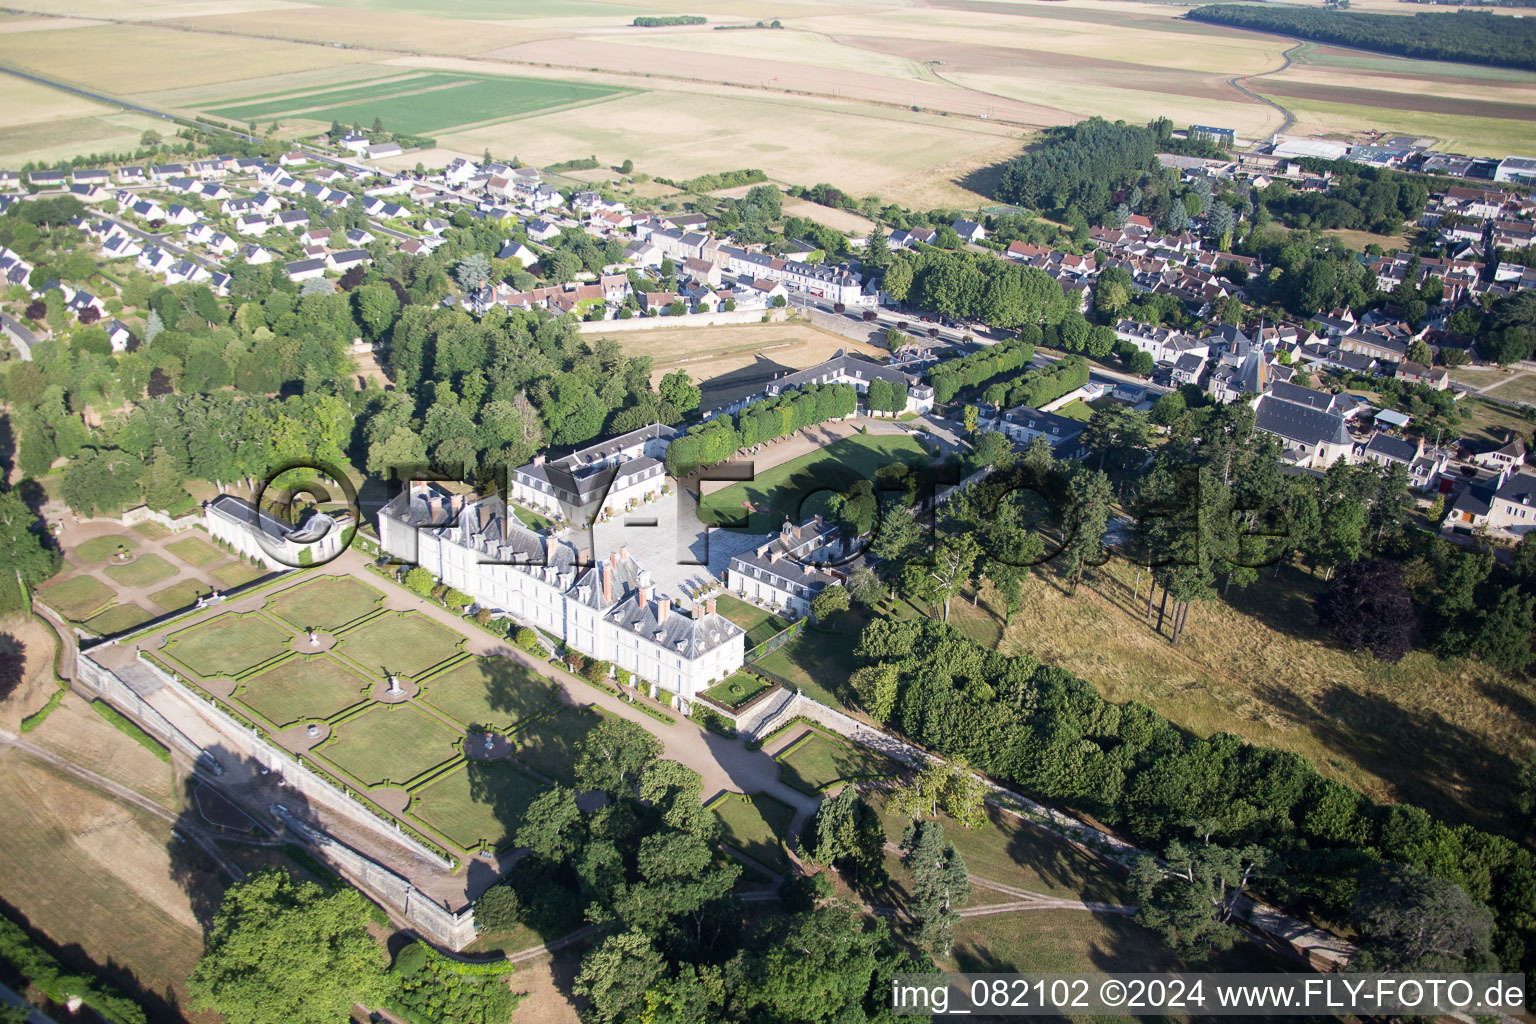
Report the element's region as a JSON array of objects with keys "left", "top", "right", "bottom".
[
  {"left": 1189, "top": 4, "right": 1536, "bottom": 70},
  {"left": 837, "top": 397, "right": 1536, "bottom": 975}
]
